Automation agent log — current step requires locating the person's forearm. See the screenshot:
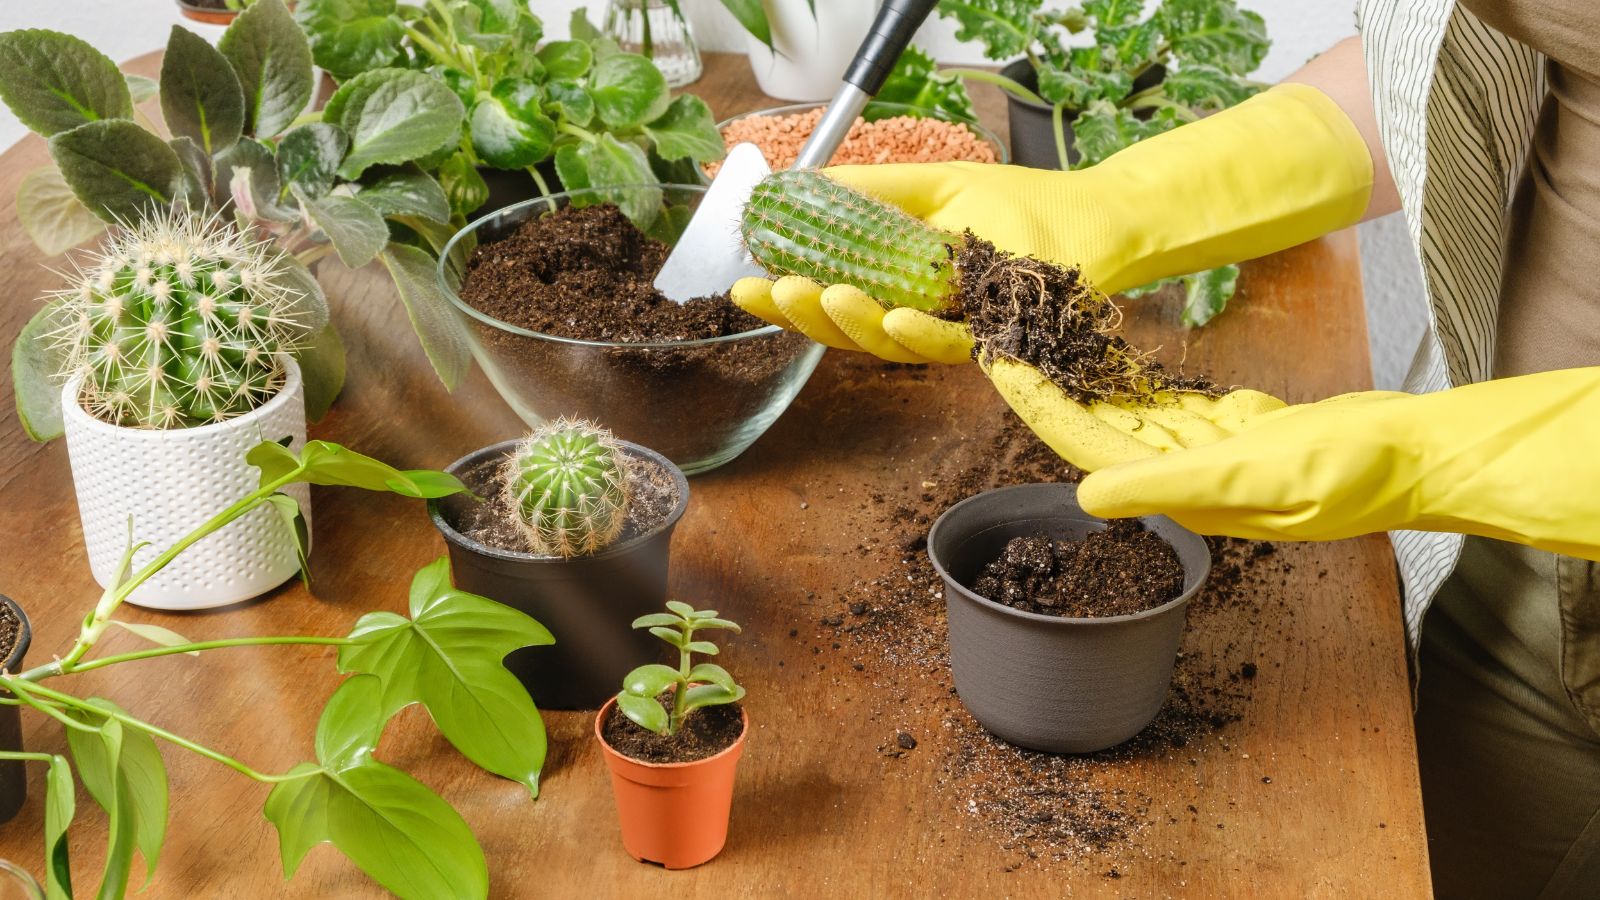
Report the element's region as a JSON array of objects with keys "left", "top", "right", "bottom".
[{"left": 1285, "top": 35, "right": 1401, "bottom": 221}]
